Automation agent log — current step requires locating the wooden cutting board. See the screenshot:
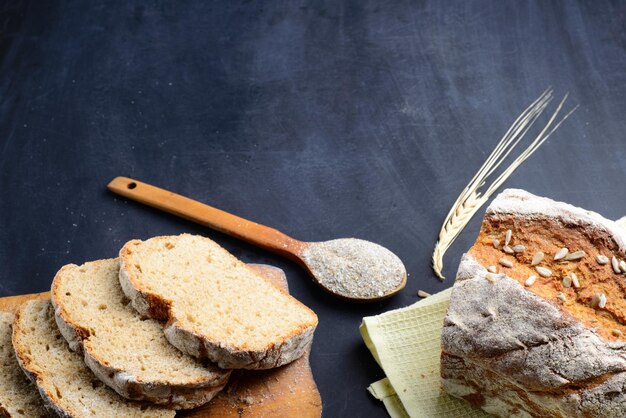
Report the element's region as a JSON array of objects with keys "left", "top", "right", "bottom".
[{"left": 0, "top": 264, "right": 322, "bottom": 418}]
